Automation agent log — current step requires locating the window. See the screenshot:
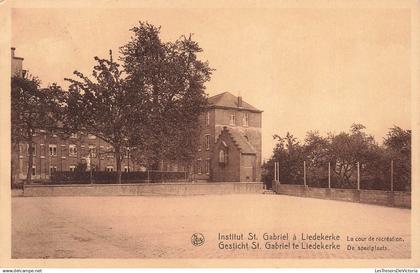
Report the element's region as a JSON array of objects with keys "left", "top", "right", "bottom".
[
  {"left": 69, "top": 165, "right": 76, "bottom": 172},
  {"left": 69, "top": 144, "right": 77, "bottom": 157},
  {"left": 106, "top": 146, "right": 114, "bottom": 158},
  {"left": 197, "top": 159, "right": 202, "bottom": 174},
  {"left": 40, "top": 144, "right": 45, "bottom": 158},
  {"left": 242, "top": 112, "right": 249, "bottom": 127},
  {"left": 31, "top": 166, "right": 36, "bottom": 176},
  {"left": 27, "top": 144, "right": 36, "bottom": 156},
  {"left": 205, "top": 135, "right": 210, "bottom": 150},
  {"left": 88, "top": 134, "right": 96, "bottom": 139},
  {"left": 49, "top": 166, "right": 57, "bottom": 174},
  {"left": 219, "top": 149, "right": 227, "bottom": 164},
  {"left": 99, "top": 146, "right": 105, "bottom": 159},
  {"left": 89, "top": 145, "right": 97, "bottom": 158},
  {"left": 49, "top": 144, "right": 57, "bottom": 156},
  {"left": 205, "top": 159, "right": 210, "bottom": 174},
  {"left": 206, "top": 111, "right": 210, "bottom": 126},
  {"left": 70, "top": 133, "right": 78, "bottom": 139},
  {"left": 106, "top": 166, "right": 114, "bottom": 172},
  {"left": 19, "top": 144, "right": 25, "bottom": 155},
  {"left": 229, "top": 112, "right": 236, "bottom": 125},
  {"left": 60, "top": 145, "right": 67, "bottom": 158},
  {"left": 124, "top": 166, "right": 130, "bottom": 172}
]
